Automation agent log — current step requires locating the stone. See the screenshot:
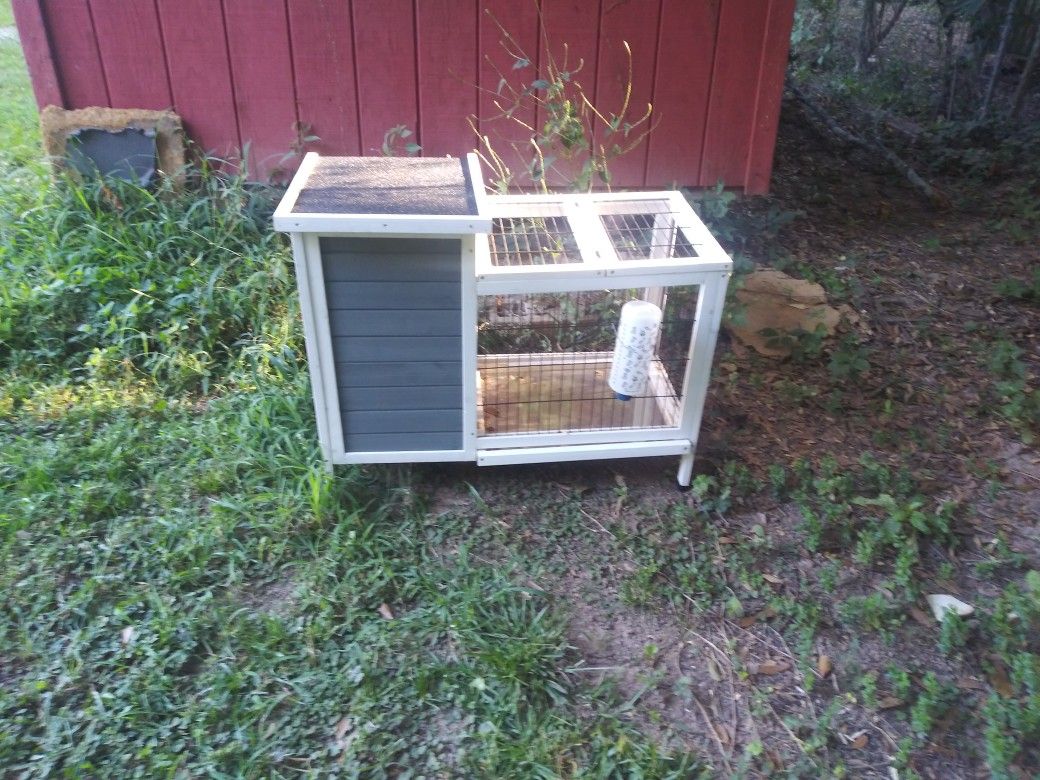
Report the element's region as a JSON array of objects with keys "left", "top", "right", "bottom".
[
  {"left": 926, "top": 594, "right": 974, "bottom": 622},
  {"left": 727, "top": 268, "right": 843, "bottom": 358}
]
